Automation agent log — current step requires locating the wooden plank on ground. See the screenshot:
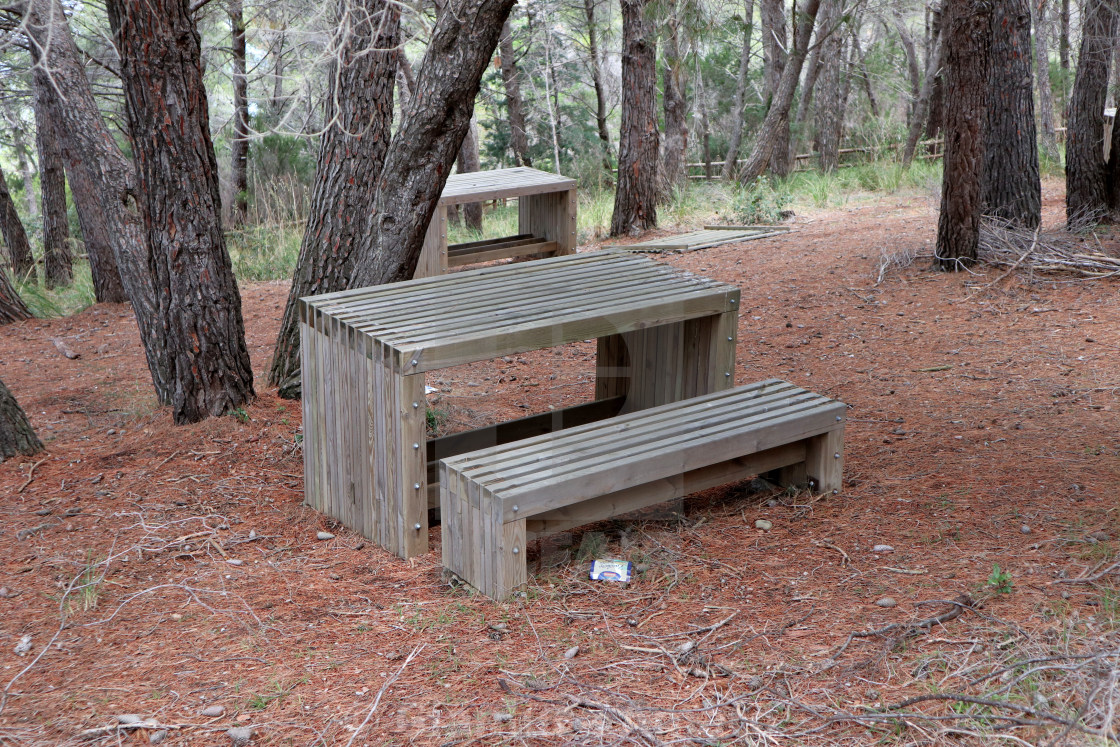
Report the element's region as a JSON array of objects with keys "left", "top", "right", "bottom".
[{"left": 607, "top": 226, "right": 791, "bottom": 253}]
